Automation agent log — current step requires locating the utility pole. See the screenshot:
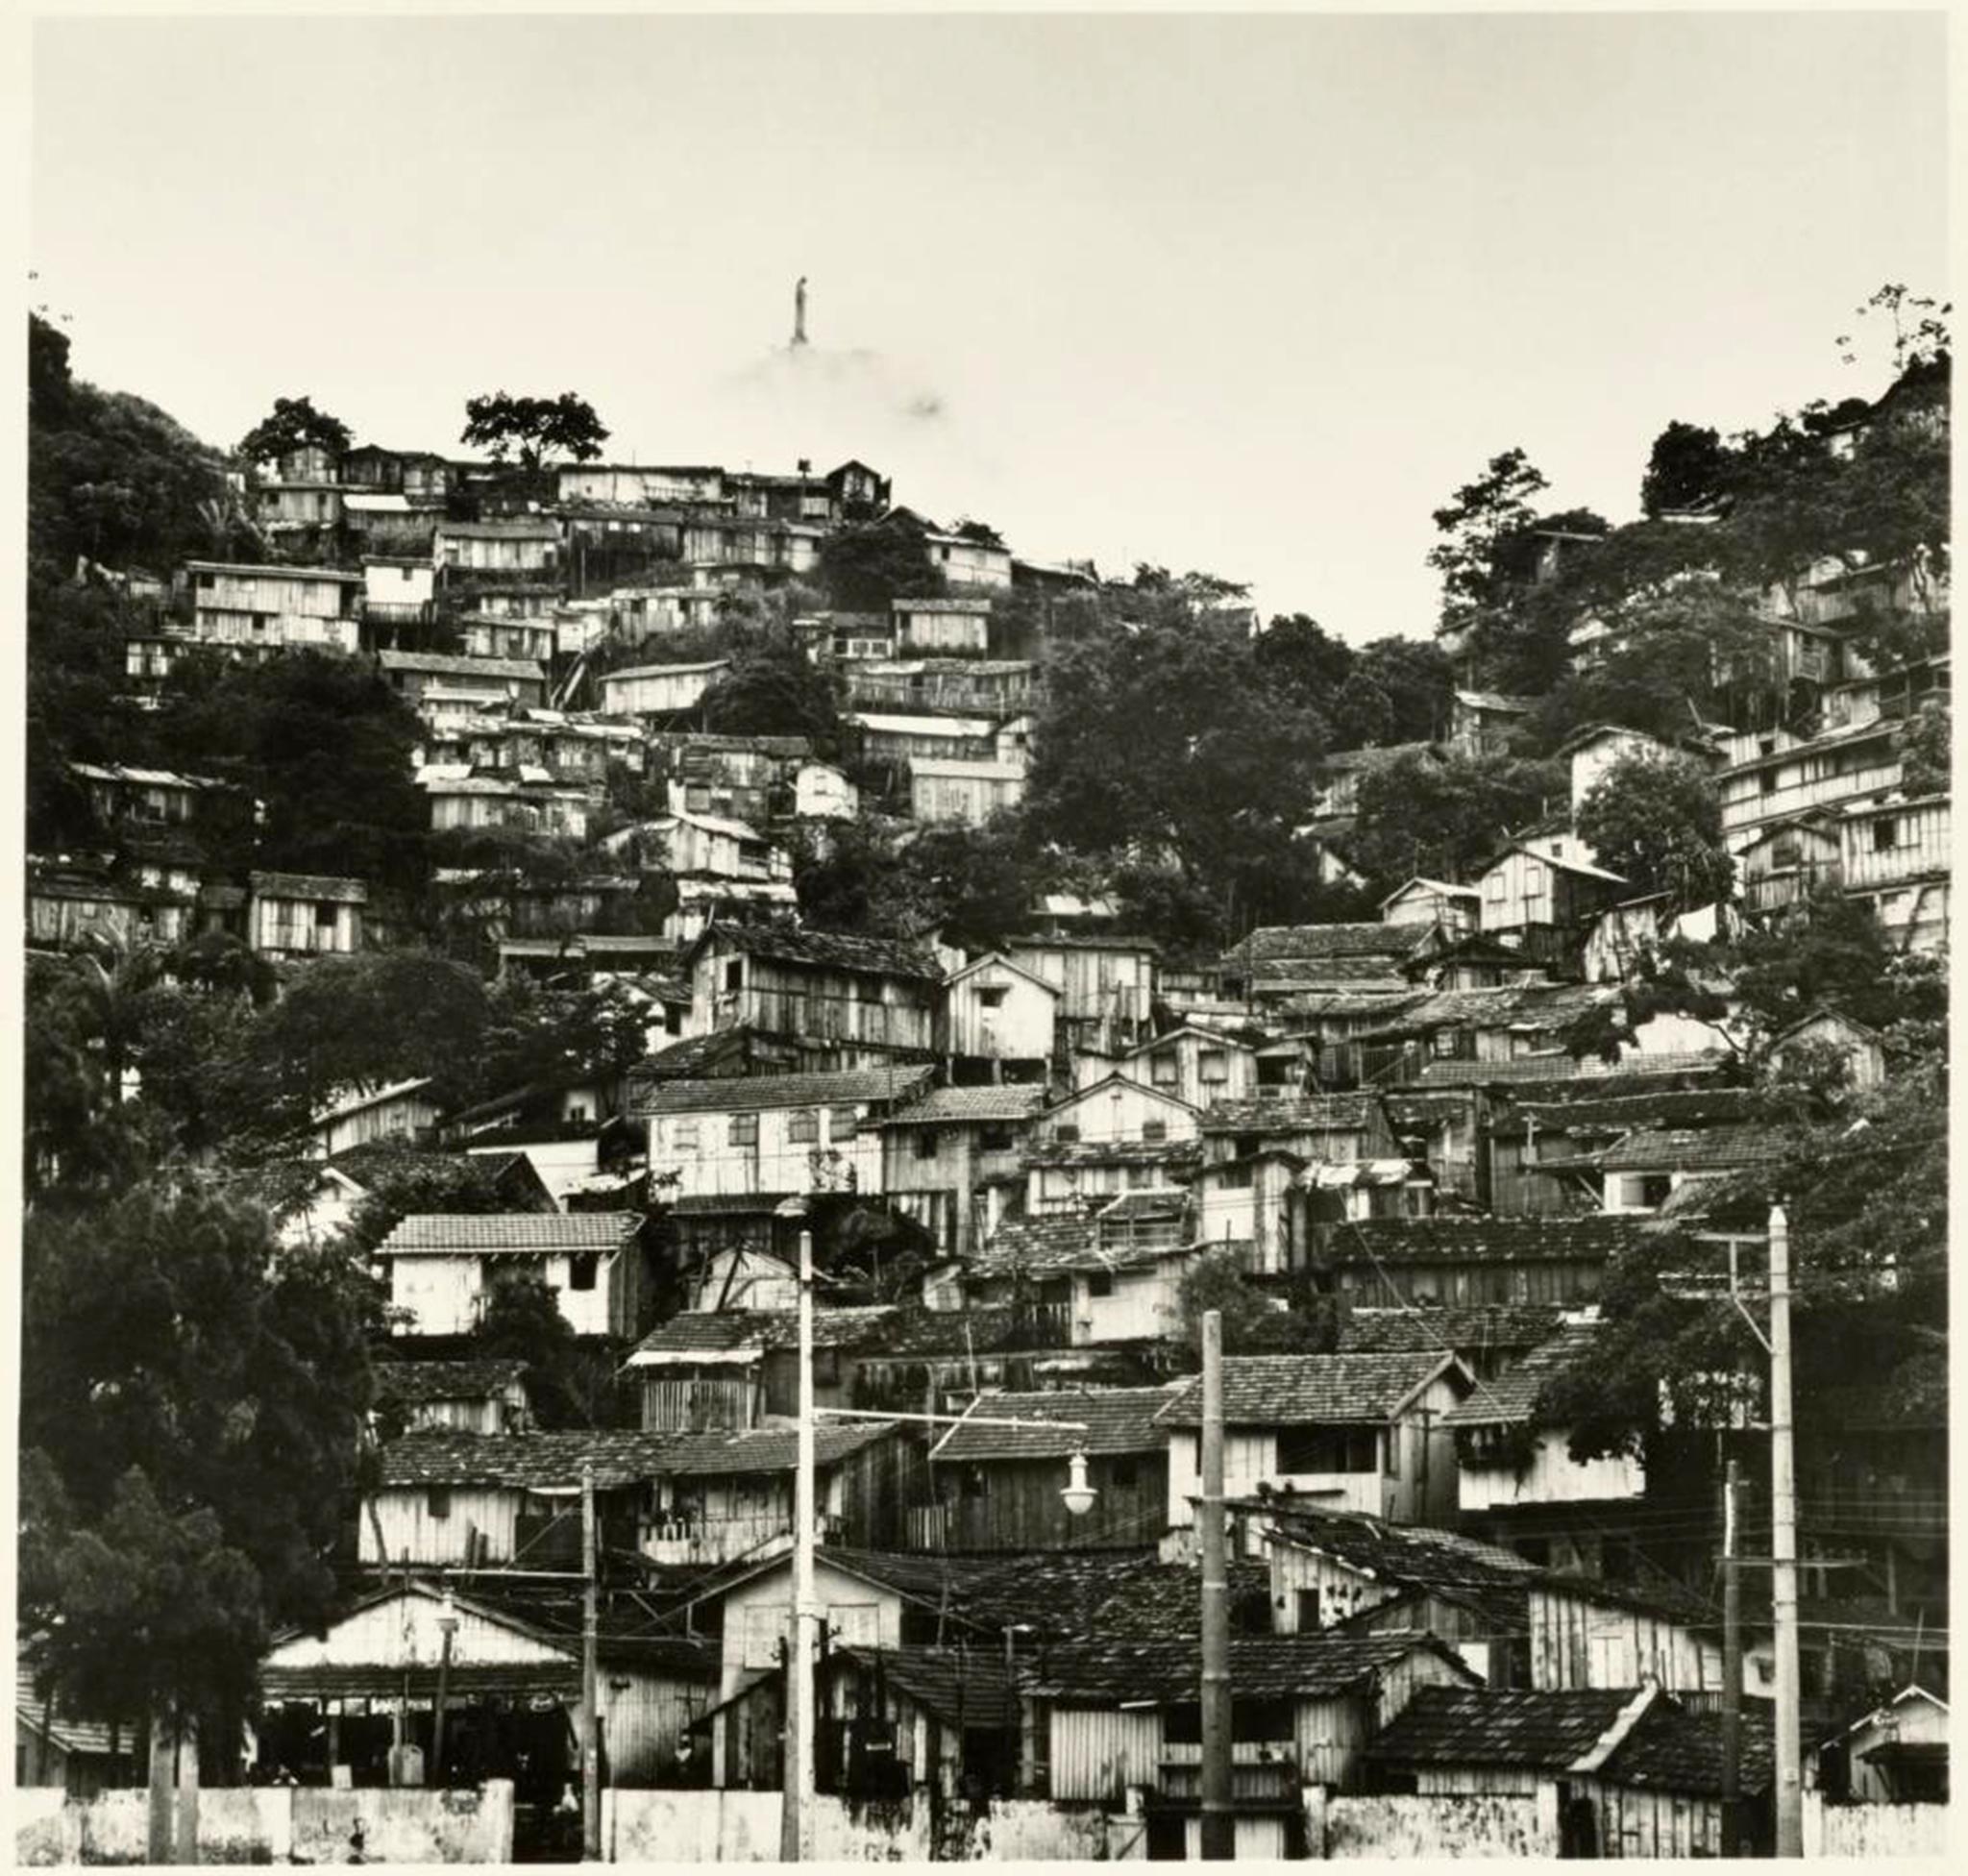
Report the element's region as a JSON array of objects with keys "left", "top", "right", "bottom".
[
  {"left": 147, "top": 1710, "right": 174, "bottom": 1864},
  {"left": 432, "top": 1592, "right": 457, "bottom": 1790},
  {"left": 781, "top": 1204, "right": 818, "bottom": 1862},
  {"left": 1199, "top": 1309, "right": 1234, "bottom": 1861},
  {"left": 1721, "top": 1459, "right": 1742, "bottom": 1859},
  {"left": 581, "top": 1464, "right": 601, "bottom": 1863},
  {"left": 1769, "top": 1204, "right": 1802, "bottom": 1857}
]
